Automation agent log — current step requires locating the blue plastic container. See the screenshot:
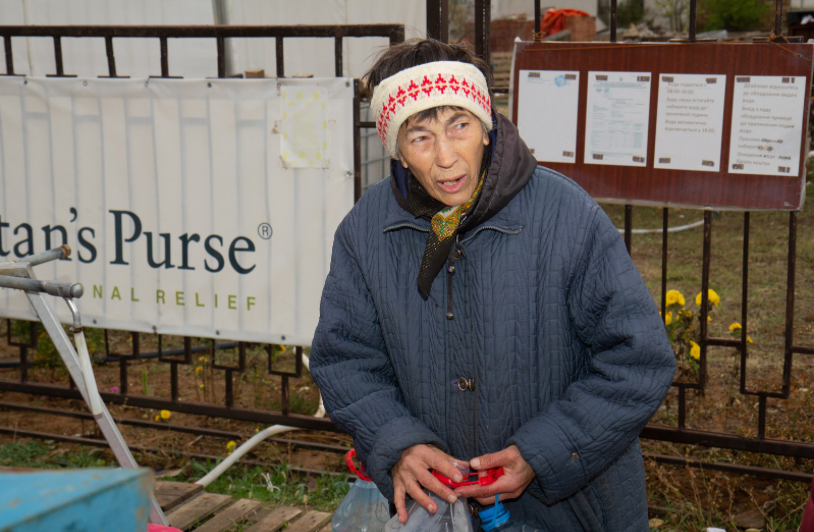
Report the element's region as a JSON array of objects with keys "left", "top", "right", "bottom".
[{"left": 0, "top": 468, "right": 152, "bottom": 532}]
